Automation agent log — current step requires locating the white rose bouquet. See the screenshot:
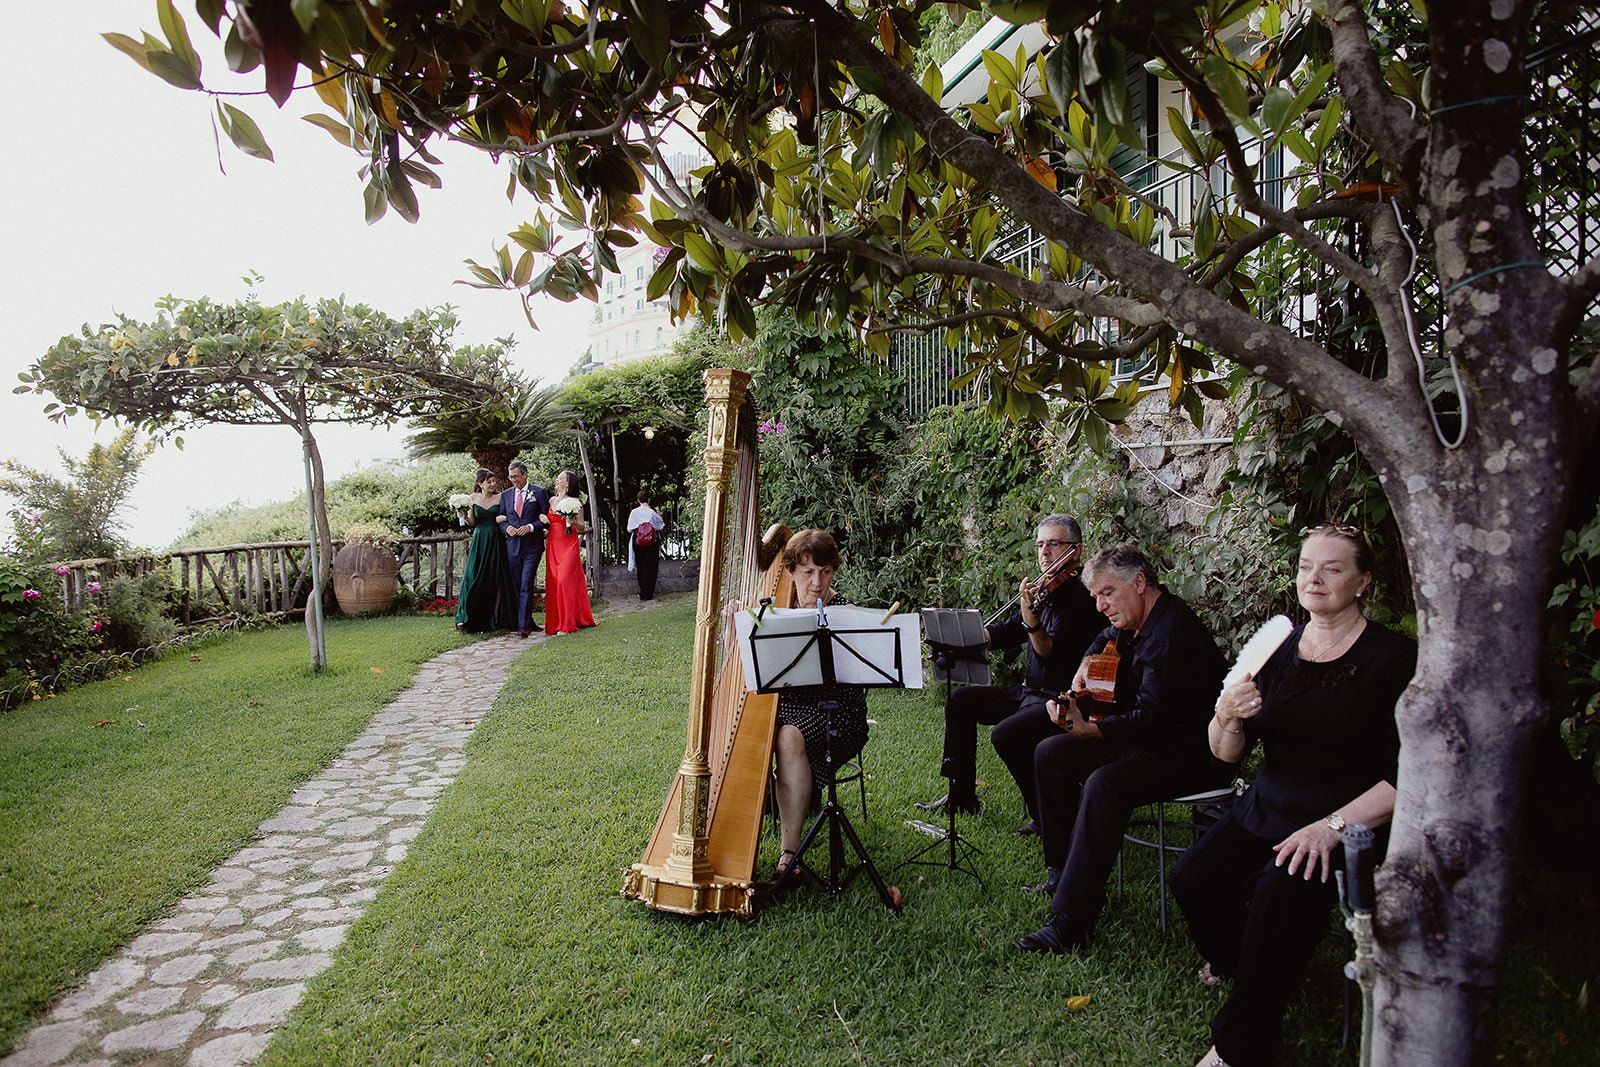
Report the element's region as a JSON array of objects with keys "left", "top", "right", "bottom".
[
  {"left": 448, "top": 493, "right": 473, "bottom": 527},
  {"left": 552, "top": 496, "right": 582, "bottom": 532}
]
